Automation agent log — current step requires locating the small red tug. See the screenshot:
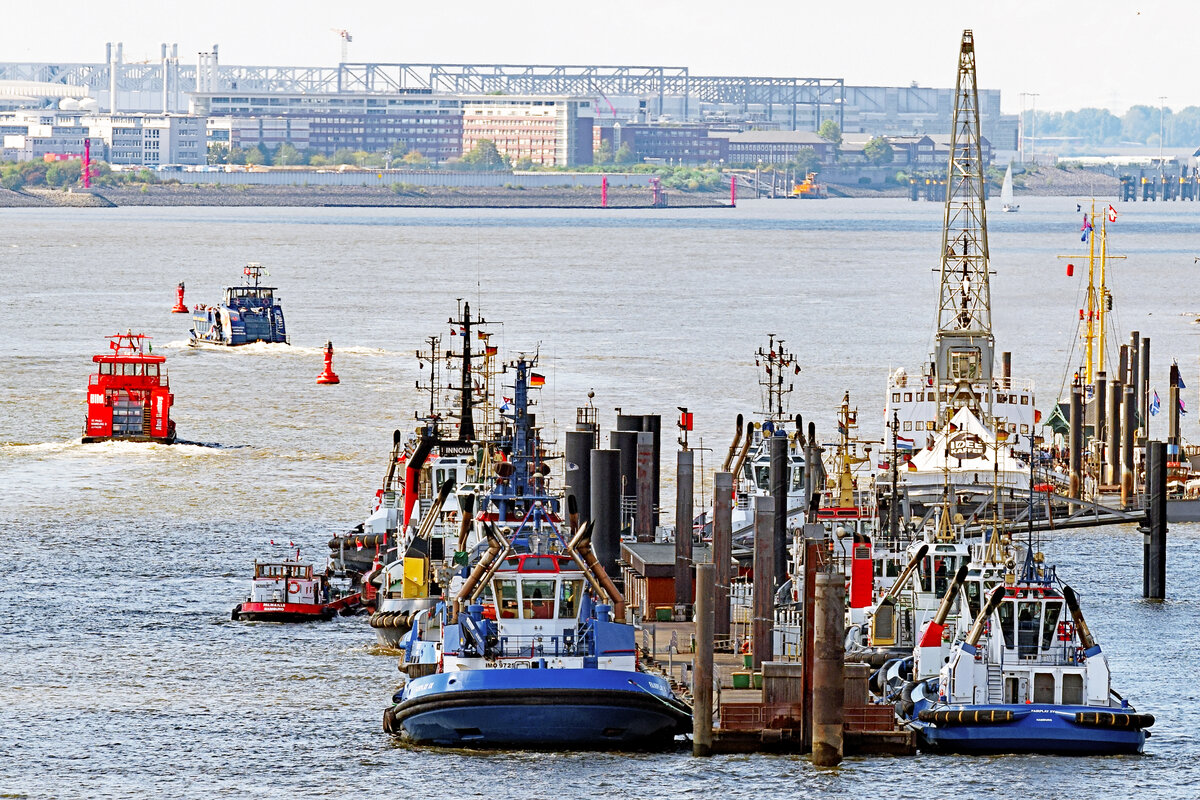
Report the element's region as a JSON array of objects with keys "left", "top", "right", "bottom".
[{"left": 82, "top": 331, "right": 176, "bottom": 444}]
